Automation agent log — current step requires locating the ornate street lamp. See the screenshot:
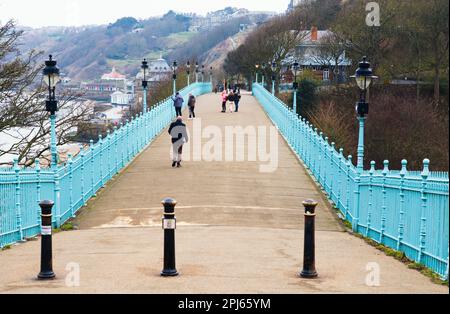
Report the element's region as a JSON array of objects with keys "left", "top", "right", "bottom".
[
  {"left": 261, "top": 63, "right": 267, "bottom": 87},
  {"left": 43, "top": 55, "right": 60, "bottom": 168},
  {"left": 195, "top": 62, "right": 199, "bottom": 83},
  {"left": 141, "top": 58, "right": 149, "bottom": 113},
  {"left": 271, "top": 61, "right": 277, "bottom": 95},
  {"left": 186, "top": 61, "right": 191, "bottom": 86},
  {"left": 172, "top": 60, "right": 178, "bottom": 96},
  {"left": 255, "top": 64, "right": 260, "bottom": 84},
  {"left": 201, "top": 64, "right": 205, "bottom": 82},
  {"left": 291, "top": 61, "right": 300, "bottom": 114},
  {"left": 351, "top": 56, "right": 378, "bottom": 171}
]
